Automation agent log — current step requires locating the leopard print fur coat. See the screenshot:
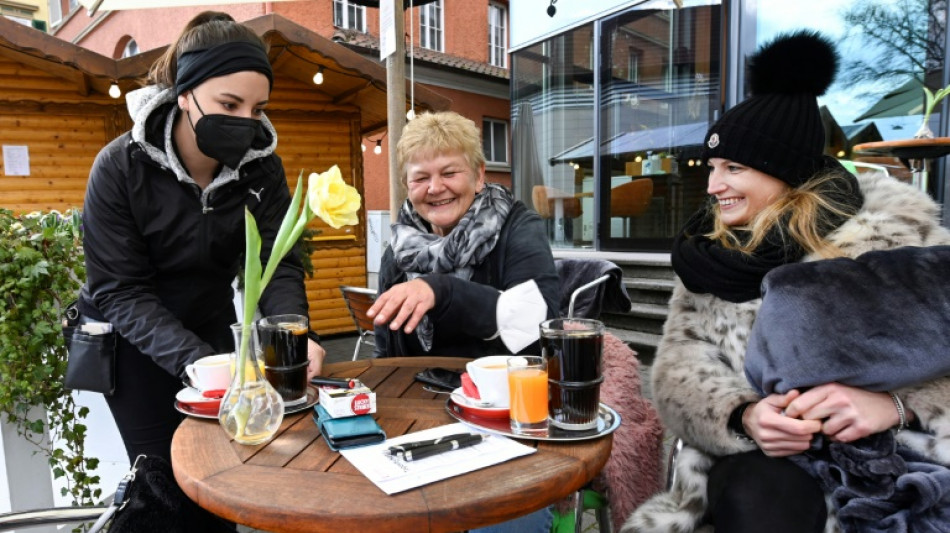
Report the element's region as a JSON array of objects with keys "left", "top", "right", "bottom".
[{"left": 624, "top": 171, "right": 950, "bottom": 533}]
